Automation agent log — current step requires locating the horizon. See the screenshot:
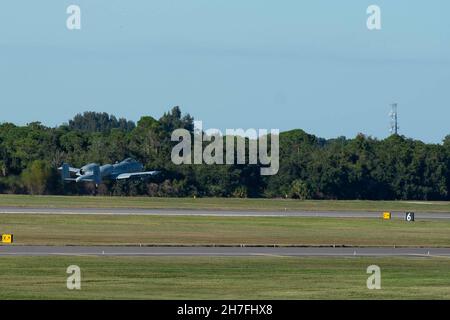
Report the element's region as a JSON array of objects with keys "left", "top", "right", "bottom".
[{"left": 2, "top": 109, "right": 449, "bottom": 144}]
